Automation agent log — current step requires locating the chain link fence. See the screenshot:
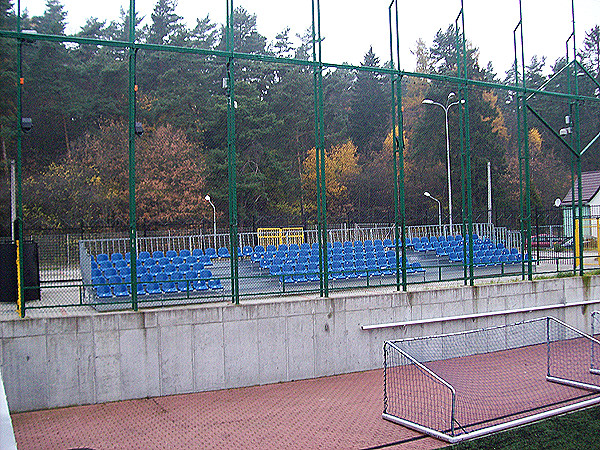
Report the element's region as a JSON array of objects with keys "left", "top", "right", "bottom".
[{"left": 0, "top": 1, "right": 598, "bottom": 315}]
